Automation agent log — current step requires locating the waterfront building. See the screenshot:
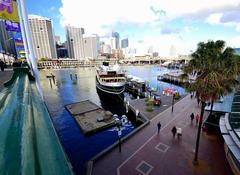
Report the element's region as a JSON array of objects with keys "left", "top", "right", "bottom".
[
  {"left": 28, "top": 15, "right": 57, "bottom": 60},
  {"left": 112, "top": 49, "right": 123, "bottom": 59},
  {"left": 65, "top": 25, "right": 85, "bottom": 59},
  {"left": 100, "top": 42, "right": 111, "bottom": 54},
  {"left": 121, "top": 38, "right": 128, "bottom": 48},
  {"left": 83, "top": 35, "right": 99, "bottom": 59},
  {"left": 0, "top": 19, "right": 17, "bottom": 57}
]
